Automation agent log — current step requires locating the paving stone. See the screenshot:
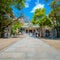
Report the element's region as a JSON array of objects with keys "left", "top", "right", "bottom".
[{"left": 0, "top": 34, "right": 60, "bottom": 60}]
